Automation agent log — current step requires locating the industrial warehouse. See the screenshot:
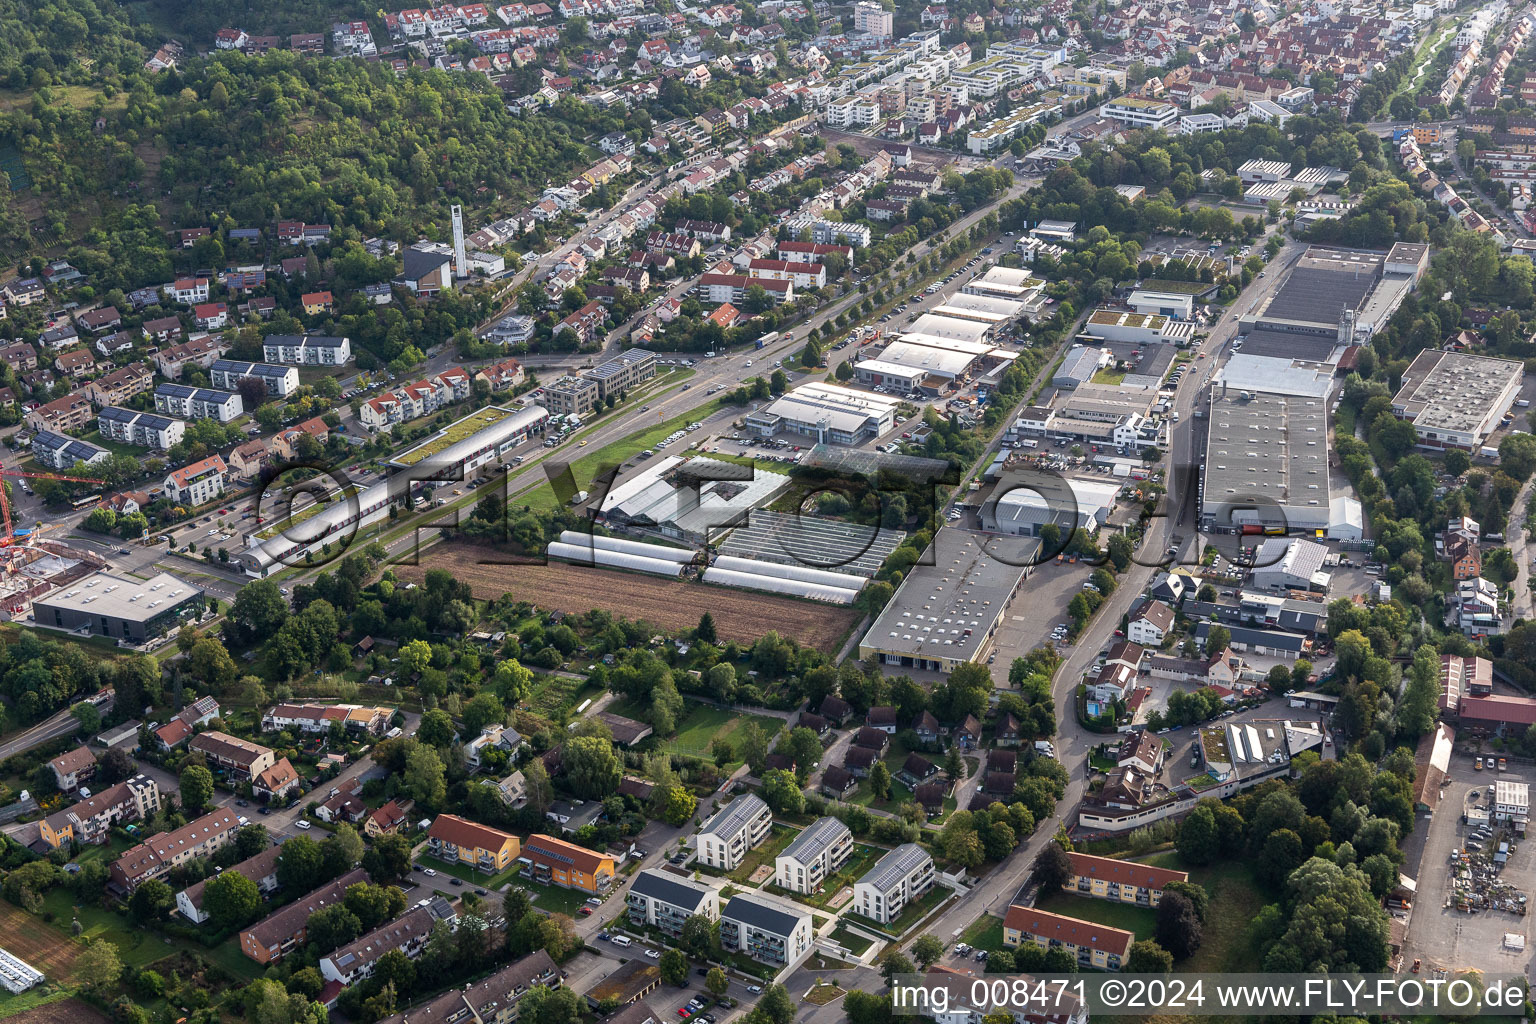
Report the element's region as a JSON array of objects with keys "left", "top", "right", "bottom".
[
  {"left": 744, "top": 382, "right": 902, "bottom": 444},
  {"left": 239, "top": 404, "right": 549, "bottom": 575},
  {"left": 1390, "top": 349, "right": 1524, "bottom": 452}
]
